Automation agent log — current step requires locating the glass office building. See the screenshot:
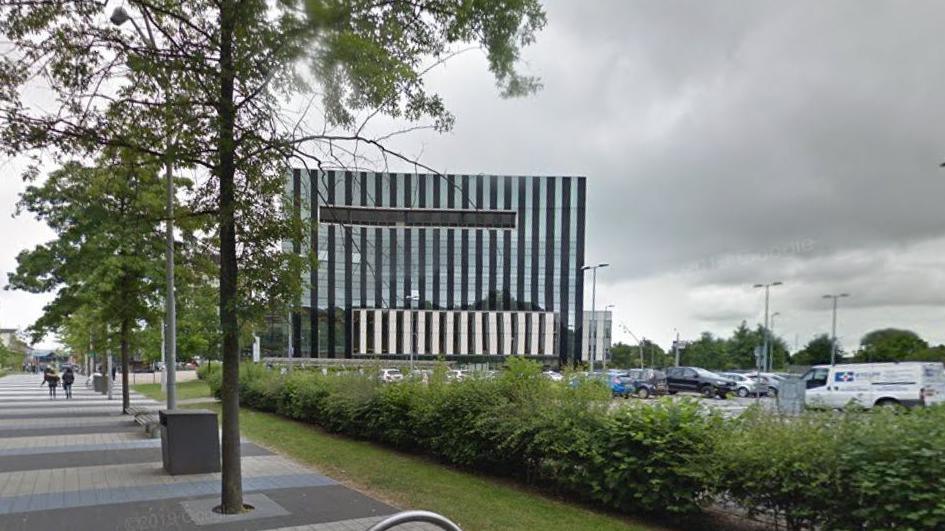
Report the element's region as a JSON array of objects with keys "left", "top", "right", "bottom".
[{"left": 285, "top": 170, "right": 586, "bottom": 366}]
